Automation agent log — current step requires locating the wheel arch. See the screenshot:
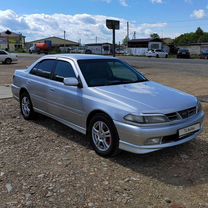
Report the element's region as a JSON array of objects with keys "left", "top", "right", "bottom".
[
  {"left": 86, "top": 110, "right": 113, "bottom": 130},
  {"left": 19, "top": 87, "right": 29, "bottom": 99}
]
